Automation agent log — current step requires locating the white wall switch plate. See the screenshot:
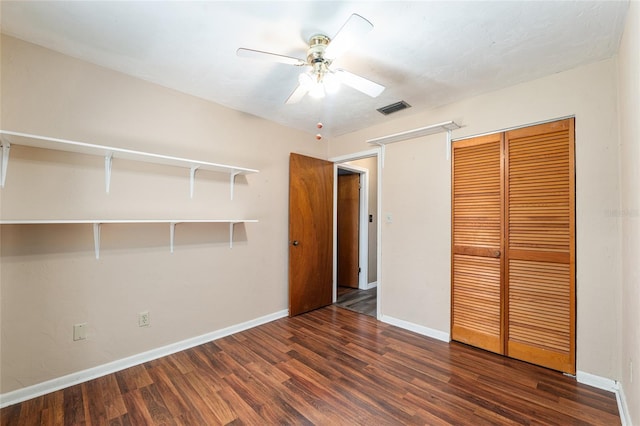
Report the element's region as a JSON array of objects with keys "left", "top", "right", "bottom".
[{"left": 73, "top": 323, "right": 87, "bottom": 341}]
